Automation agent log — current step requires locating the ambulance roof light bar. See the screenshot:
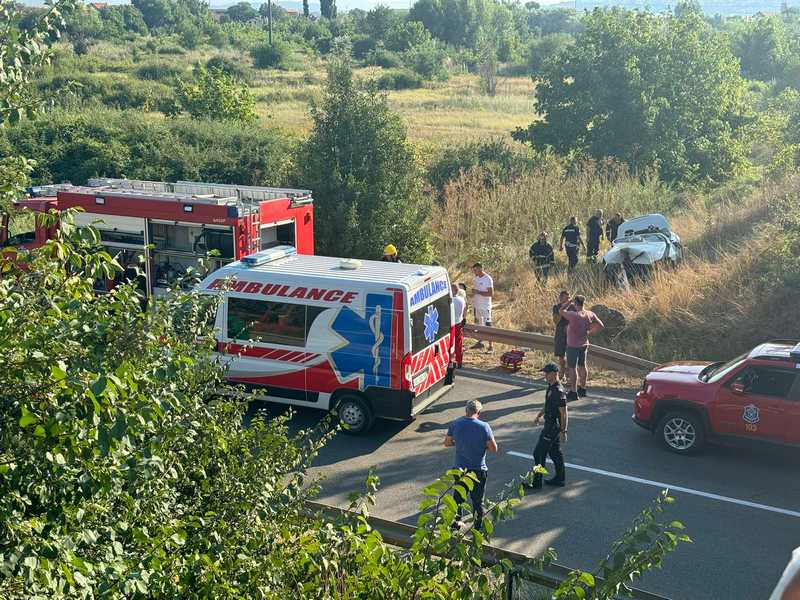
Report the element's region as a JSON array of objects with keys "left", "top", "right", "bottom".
[{"left": 240, "top": 245, "right": 297, "bottom": 267}]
